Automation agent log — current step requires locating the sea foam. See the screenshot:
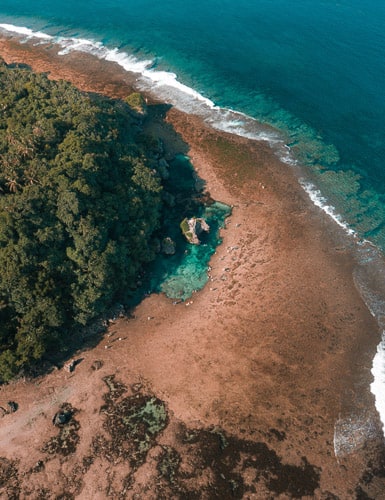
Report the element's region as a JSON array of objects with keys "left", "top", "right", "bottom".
[
  {"left": 0, "top": 23, "right": 53, "bottom": 40},
  {"left": 371, "top": 335, "right": 385, "bottom": 436},
  {"left": 353, "top": 251, "right": 385, "bottom": 438},
  {"left": 299, "top": 179, "right": 356, "bottom": 236}
]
